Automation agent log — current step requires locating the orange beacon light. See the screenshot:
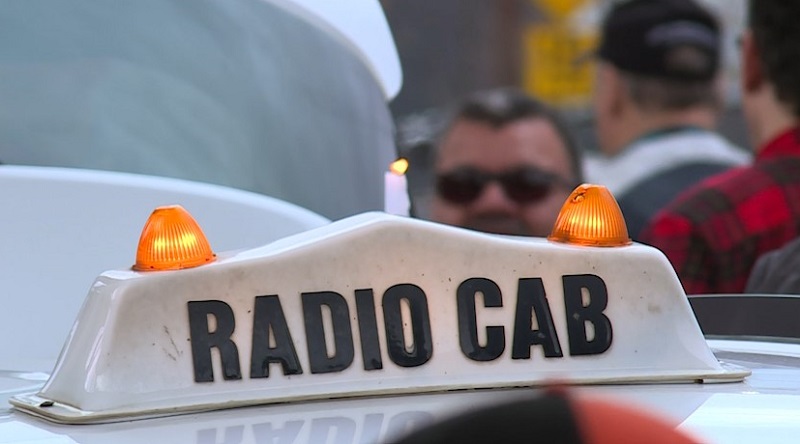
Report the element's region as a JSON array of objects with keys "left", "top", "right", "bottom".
[
  {"left": 133, "top": 205, "right": 216, "bottom": 271},
  {"left": 548, "top": 184, "right": 631, "bottom": 247}
]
